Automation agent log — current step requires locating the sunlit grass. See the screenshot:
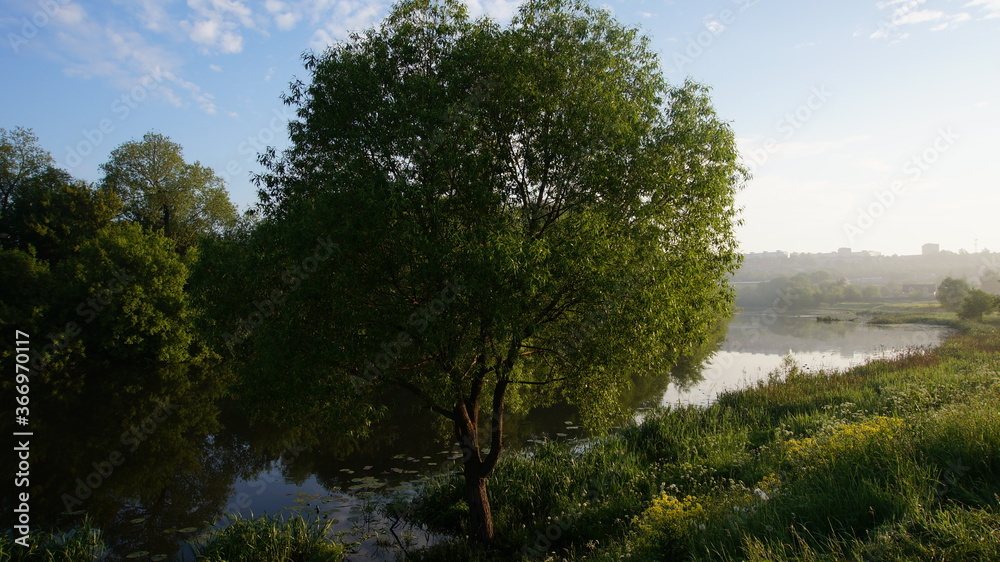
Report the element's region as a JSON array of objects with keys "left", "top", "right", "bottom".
[
  {"left": 188, "top": 513, "right": 346, "bottom": 562},
  {"left": 406, "top": 314, "right": 1000, "bottom": 560}
]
